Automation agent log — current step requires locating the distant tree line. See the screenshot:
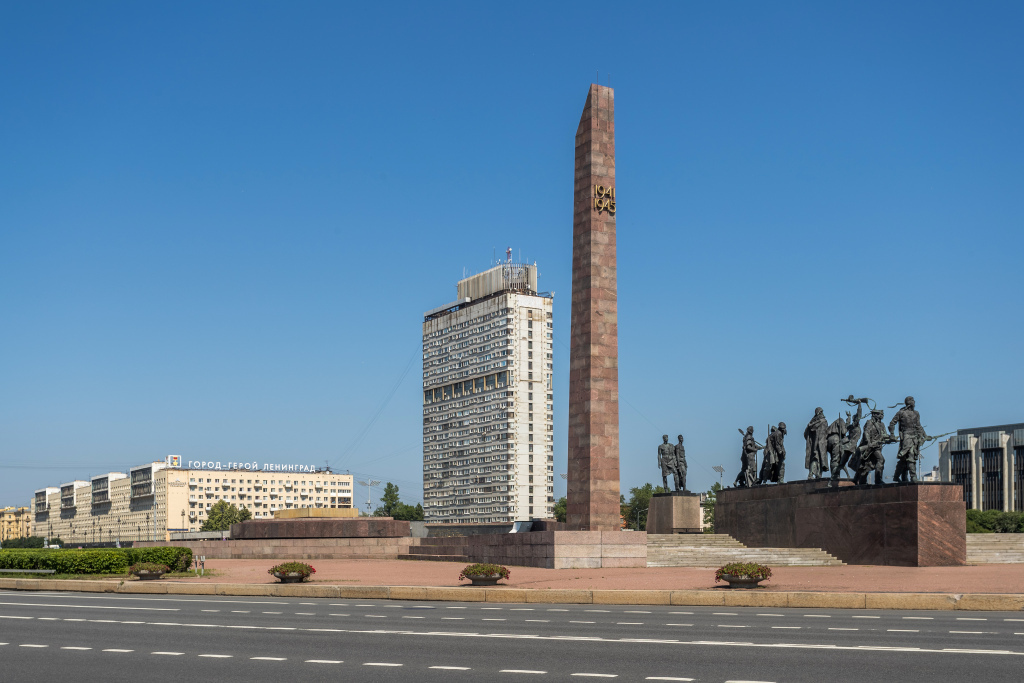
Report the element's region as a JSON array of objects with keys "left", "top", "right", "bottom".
[{"left": 373, "top": 483, "right": 424, "bottom": 521}]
